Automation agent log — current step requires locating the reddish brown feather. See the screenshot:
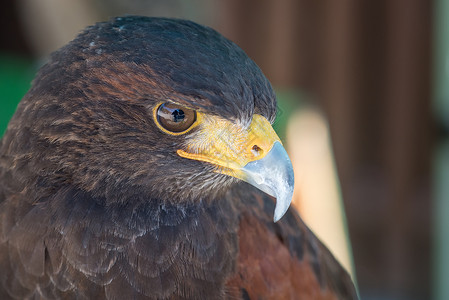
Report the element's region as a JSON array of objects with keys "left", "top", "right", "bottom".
[{"left": 226, "top": 212, "right": 339, "bottom": 300}]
